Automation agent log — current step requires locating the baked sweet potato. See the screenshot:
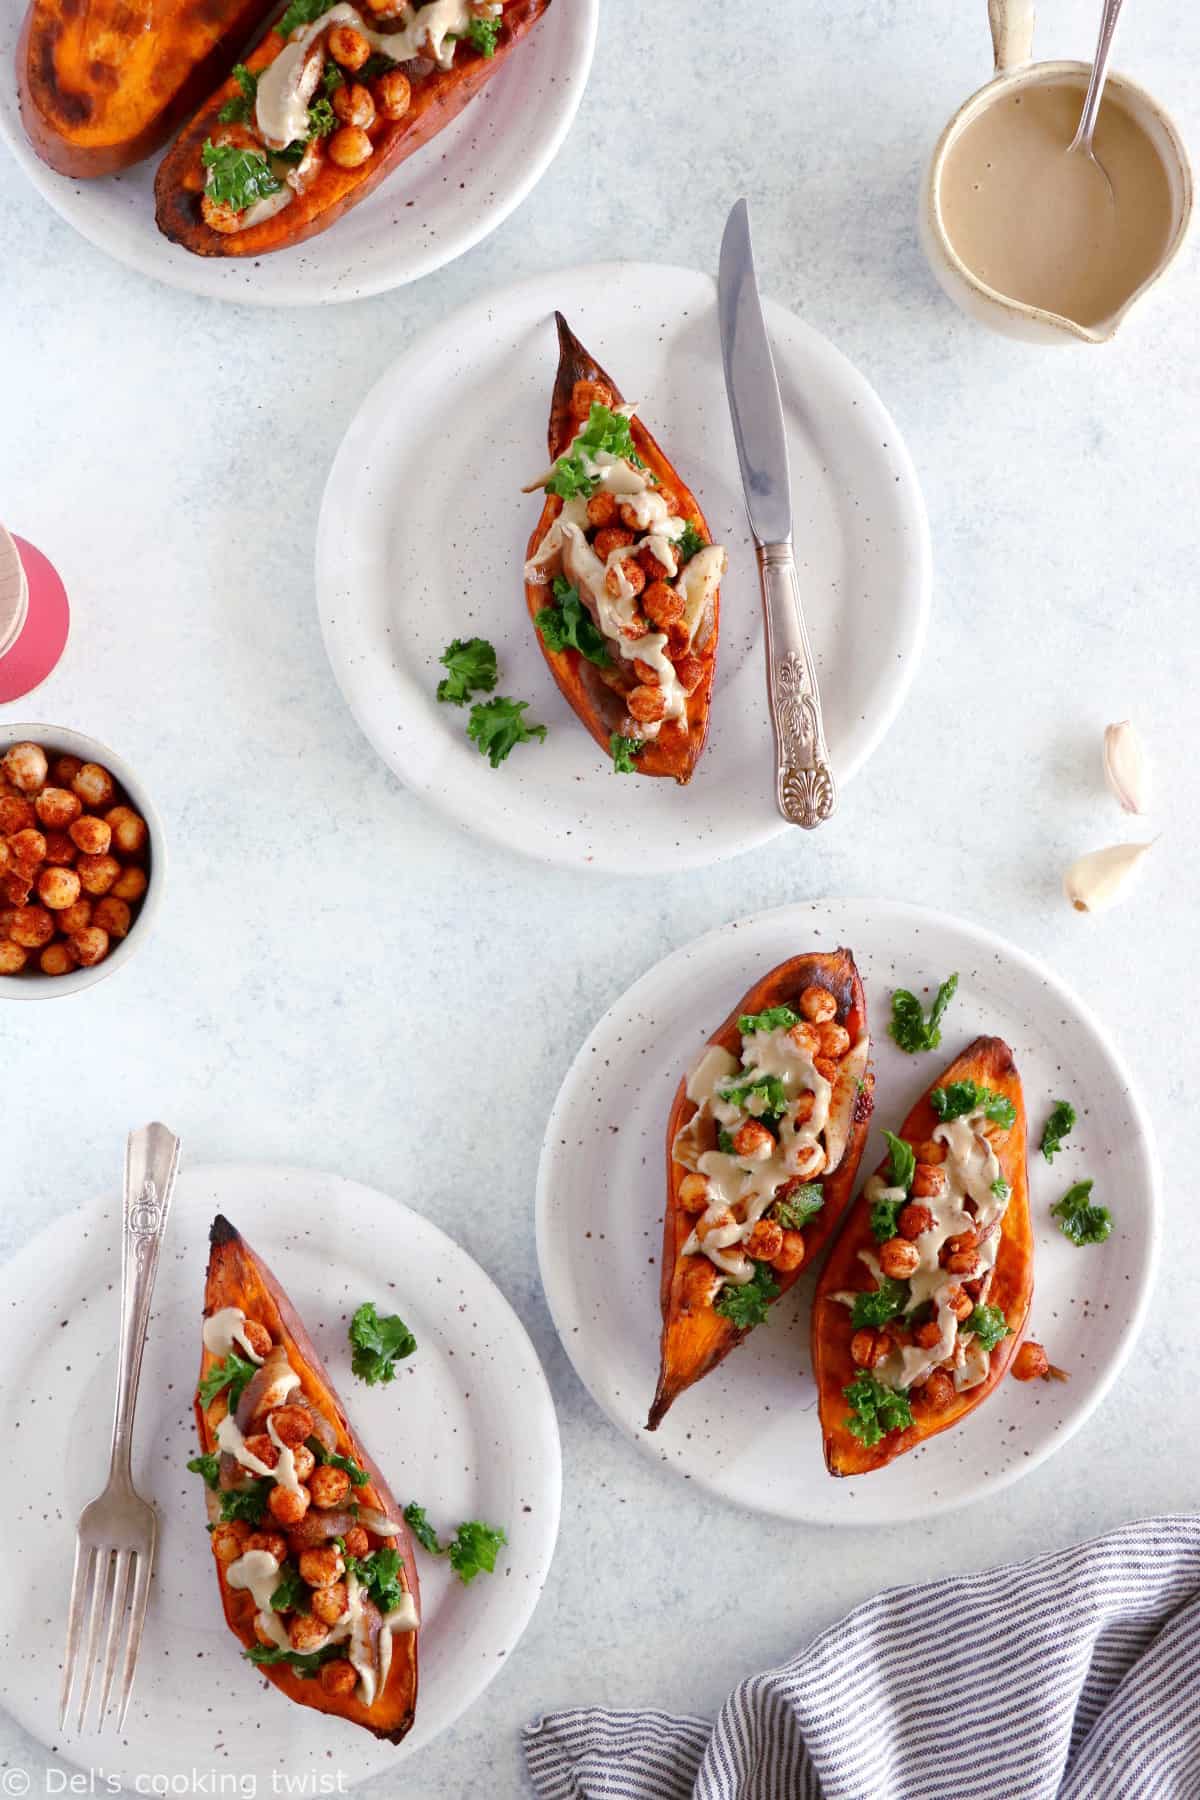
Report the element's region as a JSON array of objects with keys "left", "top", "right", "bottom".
[
  {"left": 154, "top": 0, "right": 551, "bottom": 256},
  {"left": 813, "top": 1035, "right": 1033, "bottom": 1477},
  {"left": 524, "top": 314, "right": 725, "bottom": 783},
  {"left": 647, "top": 949, "right": 872, "bottom": 1430},
  {"left": 196, "top": 1215, "right": 419, "bottom": 1741},
  {"left": 17, "top": 0, "right": 274, "bottom": 177}
]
